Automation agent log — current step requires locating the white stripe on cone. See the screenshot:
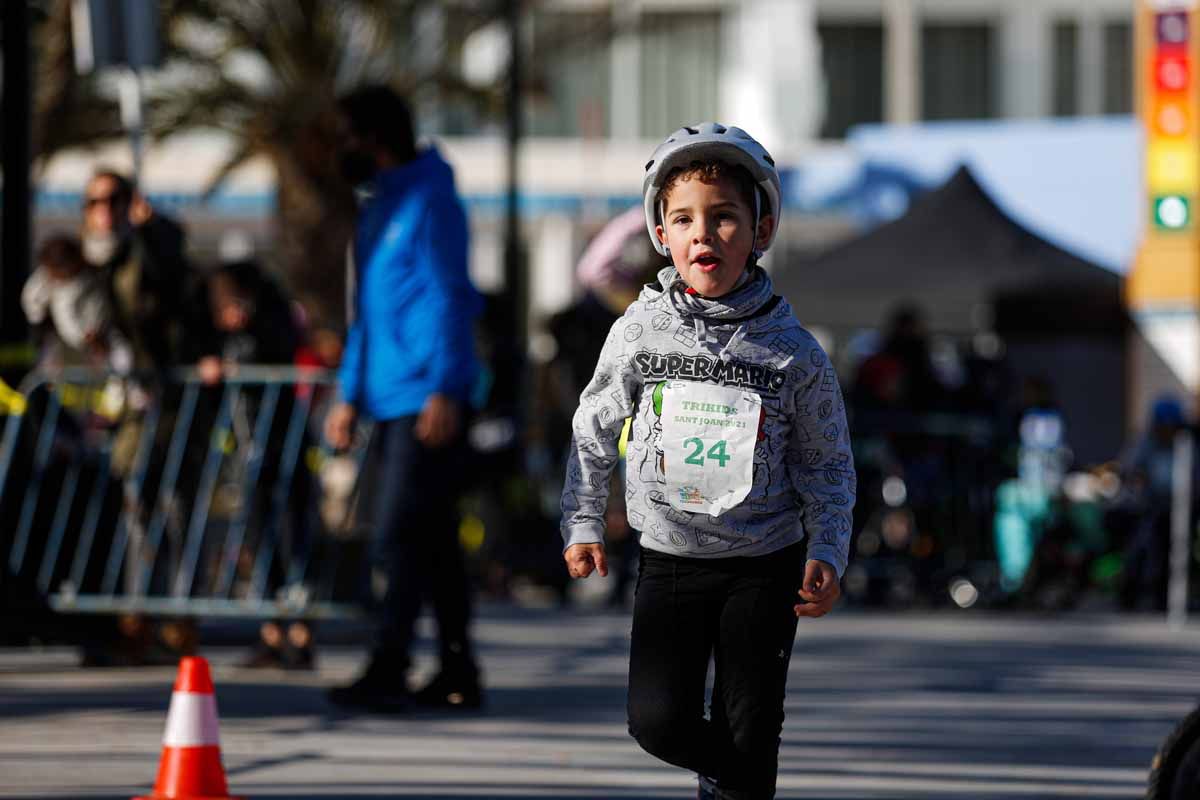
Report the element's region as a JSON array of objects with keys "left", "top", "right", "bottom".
[{"left": 162, "top": 692, "right": 222, "bottom": 748}]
